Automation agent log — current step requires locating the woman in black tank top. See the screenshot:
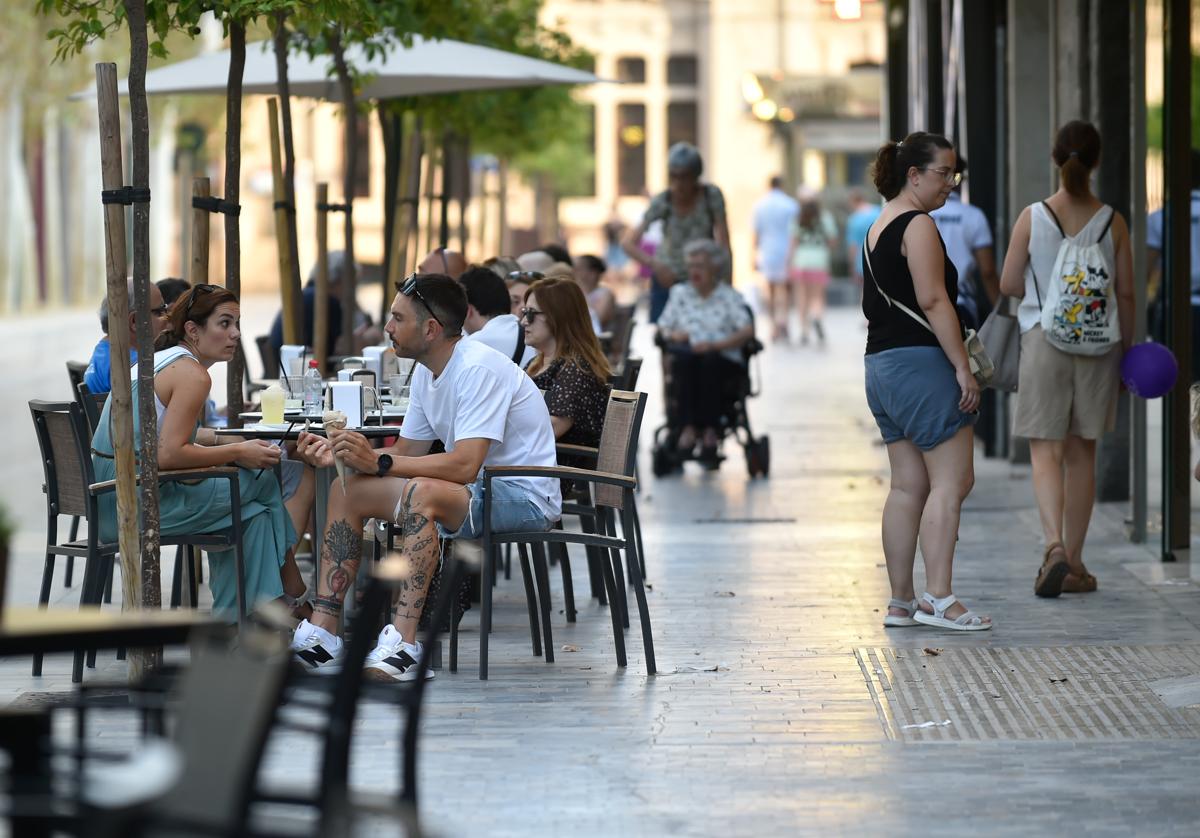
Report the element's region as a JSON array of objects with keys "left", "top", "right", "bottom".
[{"left": 863, "top": 132, "right": 991, "bottom": 633}]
